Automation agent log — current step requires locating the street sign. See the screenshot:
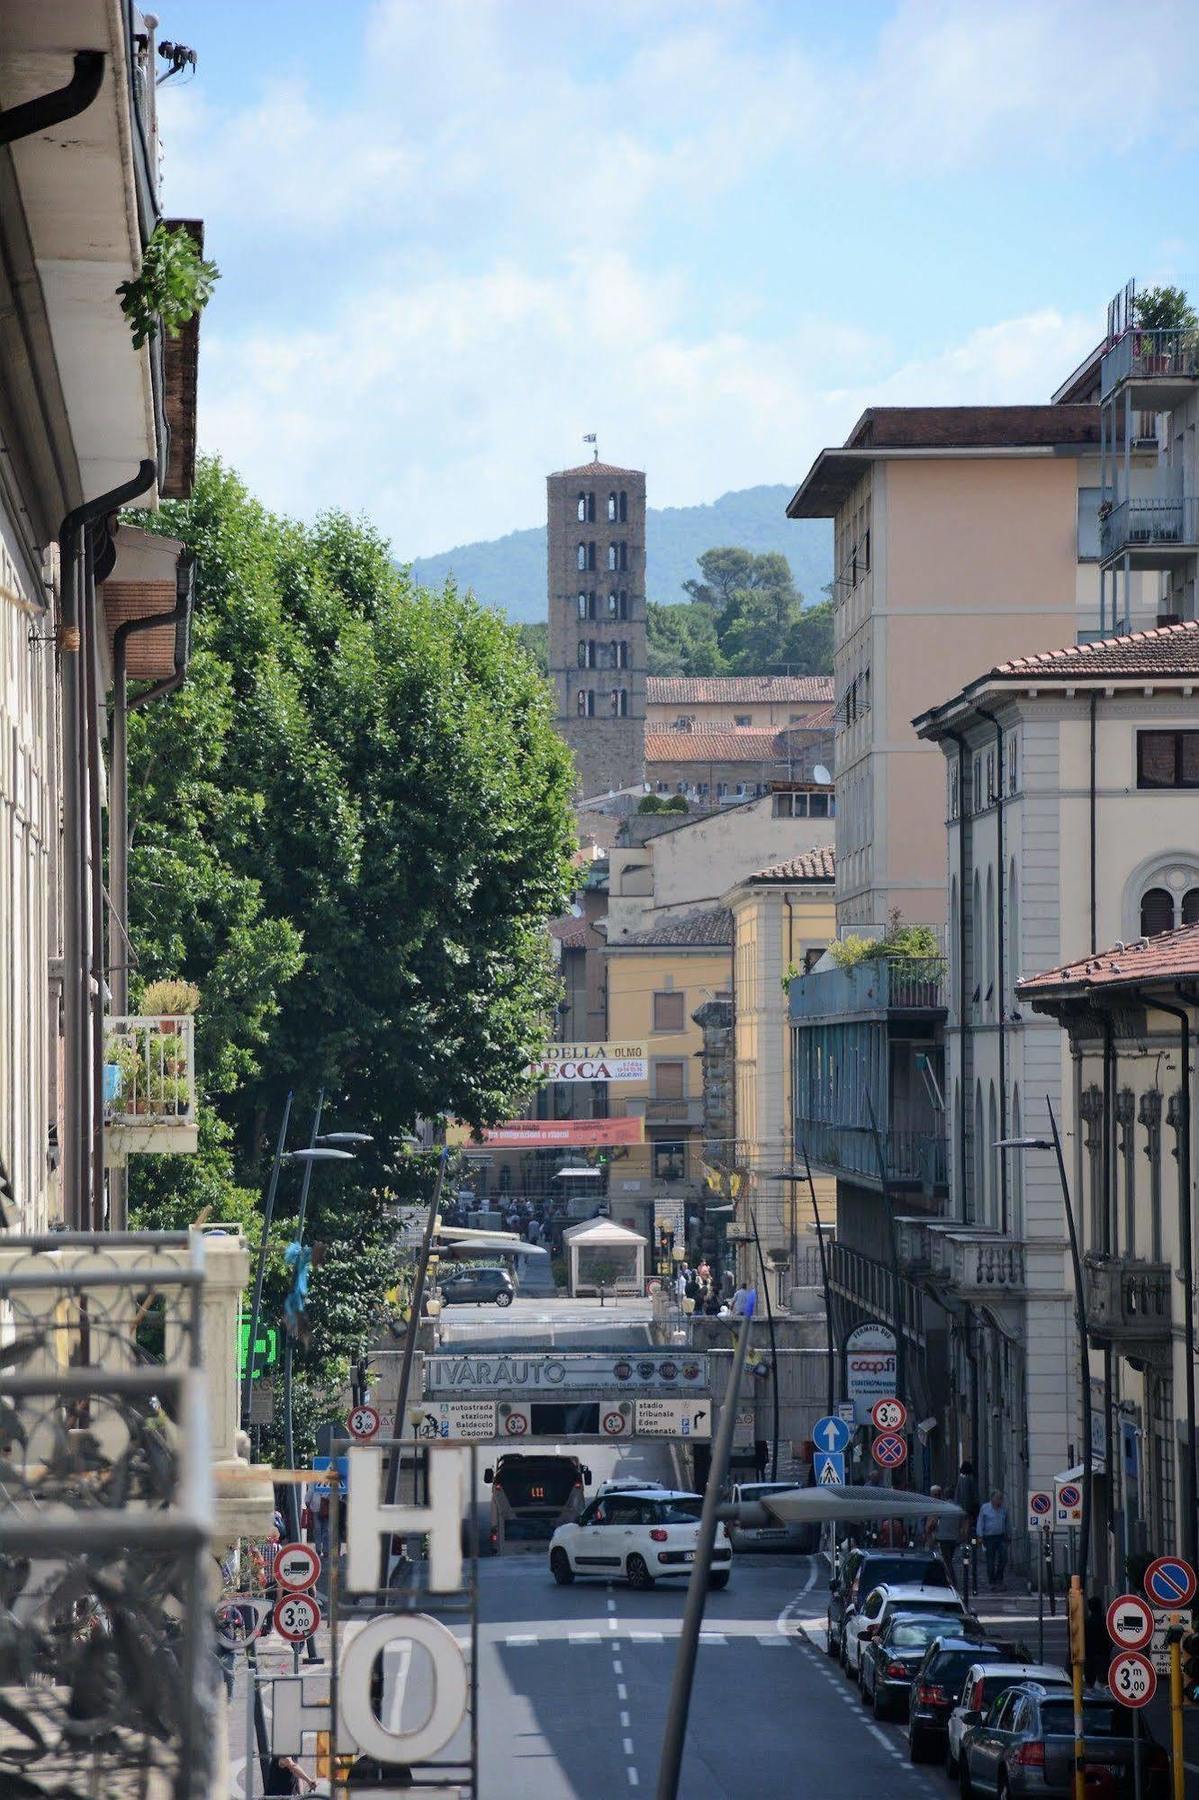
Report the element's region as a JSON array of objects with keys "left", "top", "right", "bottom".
[
  {"left": 275, "top": 1543, "right": 321, "bottom": 1593},
  {"left": 813, "top": 1415, "right": 851, "bottom": 1456},
  {"left": 871, "top": 1397, "right": 907, "bottom": 1433},
  {"left": 500, "top": 1403, "right": 530, "bottom": 1437},
  {"left": 248, "top": 1379, "right": 274, "bottom": 1426},
  {"left": 1026, "top": 1489, "right": 1053, "bottom": 1532},
  {"left": 1106, "top": 1593, "right": 1154, "bottom": 1652},
  {"left": 845, "top": 1322, "right": 897, "bottom": 1426},
  {"left": 1147, "top": 1607, "right": 1184, "bottom": 1676},
  {"left": 836, "top": 1401, "right": 856, "bottom": 1424},
  {"left": 347, "top": 1403, "right": 381, "bottom": 1443},
  {"left": 871, "top": 1432, "right": 907, "bottom": 1470},
  {"left": 1144, "top": 1555, "right": 1198, "bottom": 1610},
  {"left": 601, "top": 1406, "right": 633, "bottom": 1438},
  {"left": 1054, "top": 1478, "right": 1082, "bottom": 1527},
  {"left": 814, "top": 1451, "right": 845, "bottom": 1486},
  {"left": 273, "top": 1590, "right": 322, "bottom": 1644},
  {"left": 415, "top": 1401, "right": 498, "bottom": 1441},
  {"left": 634, "top": 1399, "right": 711, "bottom": 1439},
  {"left": 1108, "top": 1649, "right": 1156, "bottom": 1708}
]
